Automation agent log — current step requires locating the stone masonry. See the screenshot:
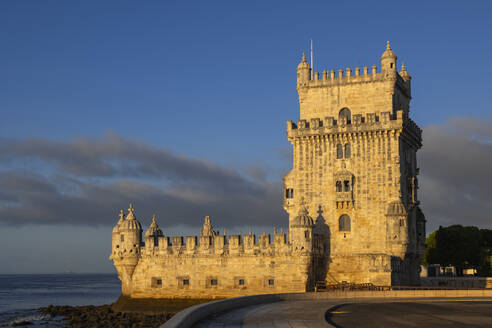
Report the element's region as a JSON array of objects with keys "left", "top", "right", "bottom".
[{"left": 109, "top": 42, "right": 426, "bottom": 298}]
